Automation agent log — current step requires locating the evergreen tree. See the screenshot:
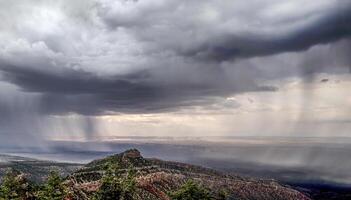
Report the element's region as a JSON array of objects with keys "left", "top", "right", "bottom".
[
  {"left": 0, "top": 169, "right": 35, "bottom": 200},
  {"left": 170, "top": 180, "right": 212, "bottom": 200},
  {"left": 37, "top": 171, "right": 66, "bottom": 200},
  {"left": 218, "top": 189, "right": 229, "bottom": 200},
  {"left": 120, "top": 167, "right": 137, "bottom": 200},
  {"left": 94, "top": 164, "right": 136, "bottom": 200}
]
